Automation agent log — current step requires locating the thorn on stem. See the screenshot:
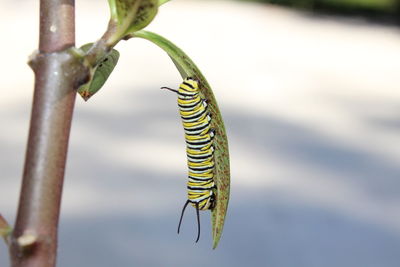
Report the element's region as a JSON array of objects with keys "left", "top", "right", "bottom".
[{"left": 17, "top": 232, "right": 37, "bottom": 250}]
